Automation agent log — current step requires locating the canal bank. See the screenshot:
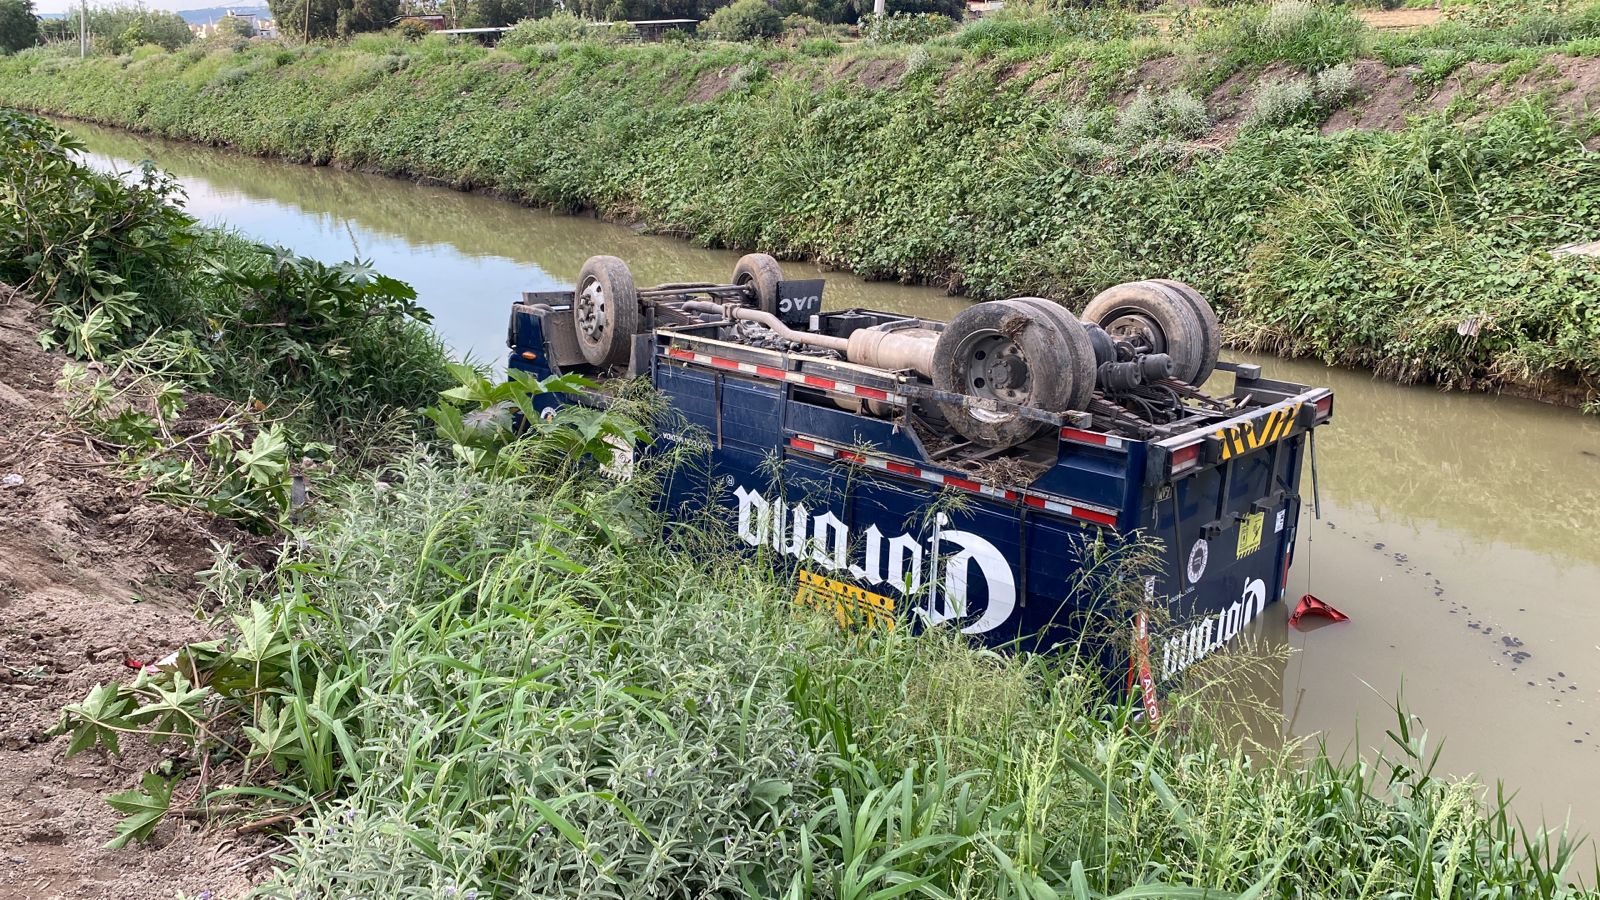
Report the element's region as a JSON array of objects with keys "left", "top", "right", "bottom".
[
  {"left": 6, "top": 34, "right": 1600, "bottom": 408},
  {"left": 68, "top": 119, "right": 1600, "bottom": 846}
]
